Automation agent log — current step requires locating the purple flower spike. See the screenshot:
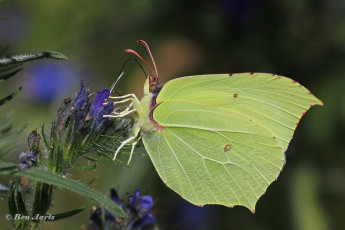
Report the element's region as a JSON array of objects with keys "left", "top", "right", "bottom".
[
  {"left": 86, "top": 89, "right": 110, "bottom": 121},
  {"left": 73, "top": 81, "right": 89, "bottom": 110},
  {"left": 72, "top": 81, "right": 90, "bottom": 131}
]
